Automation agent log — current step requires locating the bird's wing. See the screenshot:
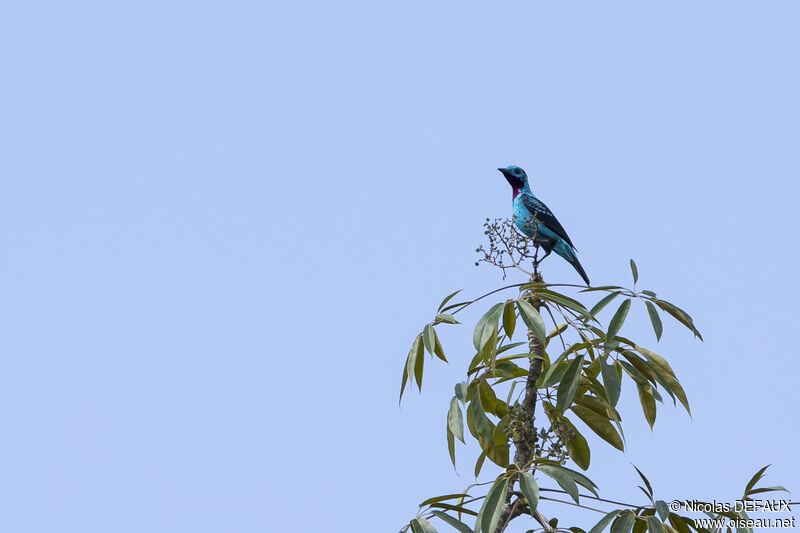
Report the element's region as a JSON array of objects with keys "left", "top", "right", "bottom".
[{"left": 520, "top": 193, "right": 576, "bottom": 248}]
